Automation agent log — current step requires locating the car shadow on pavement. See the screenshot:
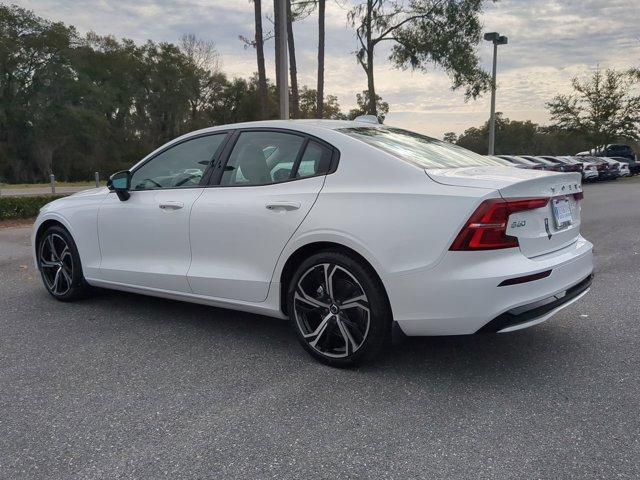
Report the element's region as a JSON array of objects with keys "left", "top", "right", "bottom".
[{"left": 83, "top": 287, "right": 587, "bottom": 387}]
